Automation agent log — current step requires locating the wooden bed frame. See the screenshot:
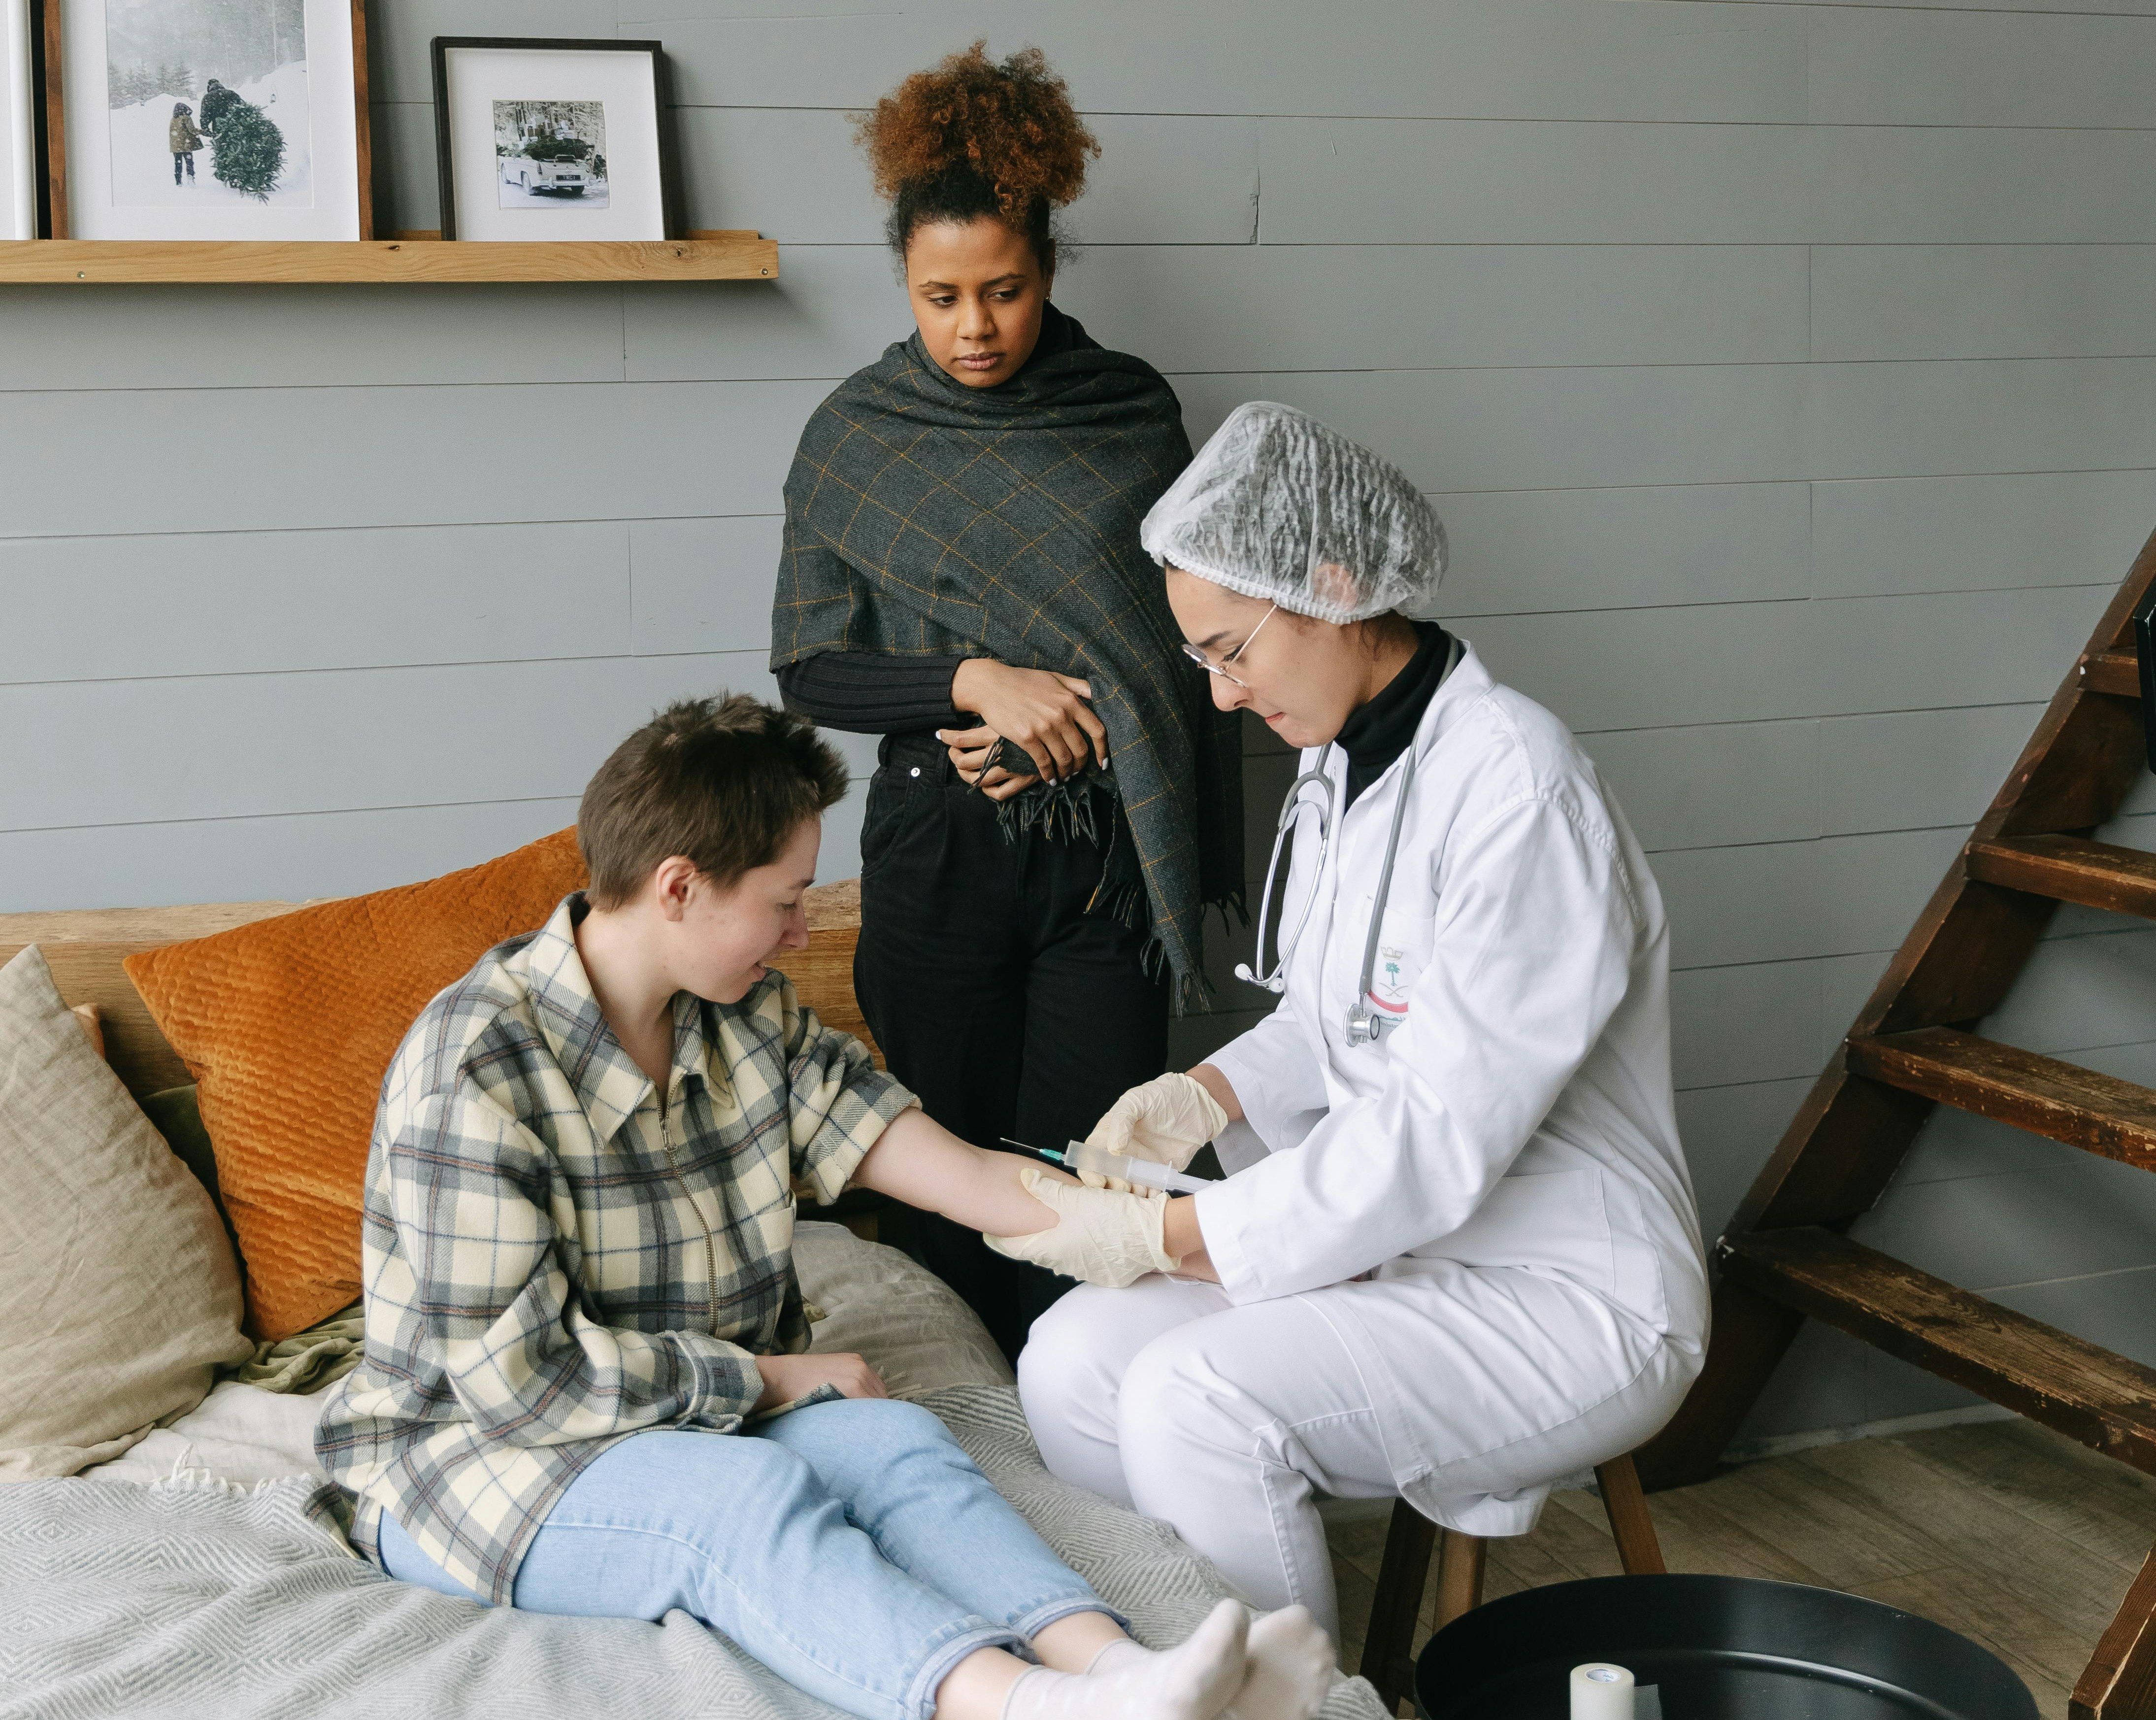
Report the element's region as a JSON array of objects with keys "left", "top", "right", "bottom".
[{"left": 0, "top": 877, "right": 875, "bottom": 1103}]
